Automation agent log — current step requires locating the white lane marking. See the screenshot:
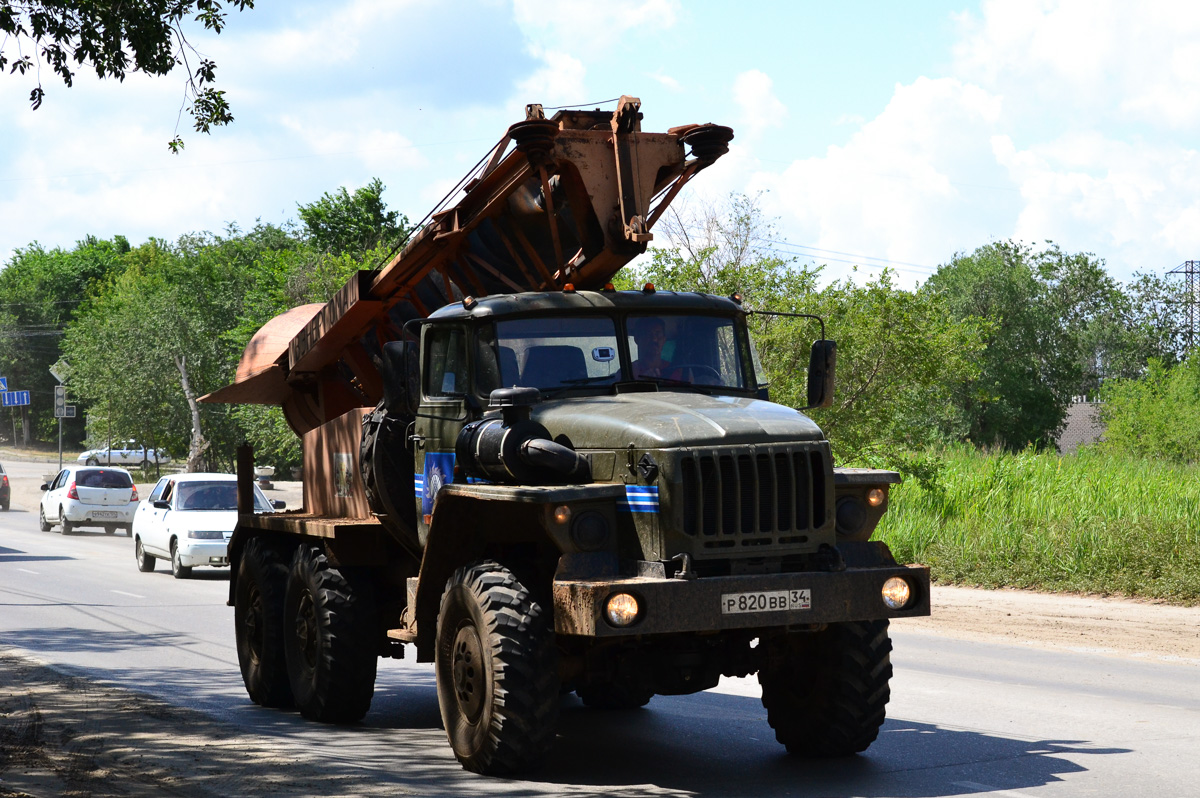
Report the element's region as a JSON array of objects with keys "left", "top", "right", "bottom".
[
  {"left": 17, "top": 568, "right": 40, "bottom": 575},
  {"left": 953, "top": 782, "right": 1038, "bottom": 797},
  {"left": 111, "top": 590, "right": 145, "bottom": 599}
]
